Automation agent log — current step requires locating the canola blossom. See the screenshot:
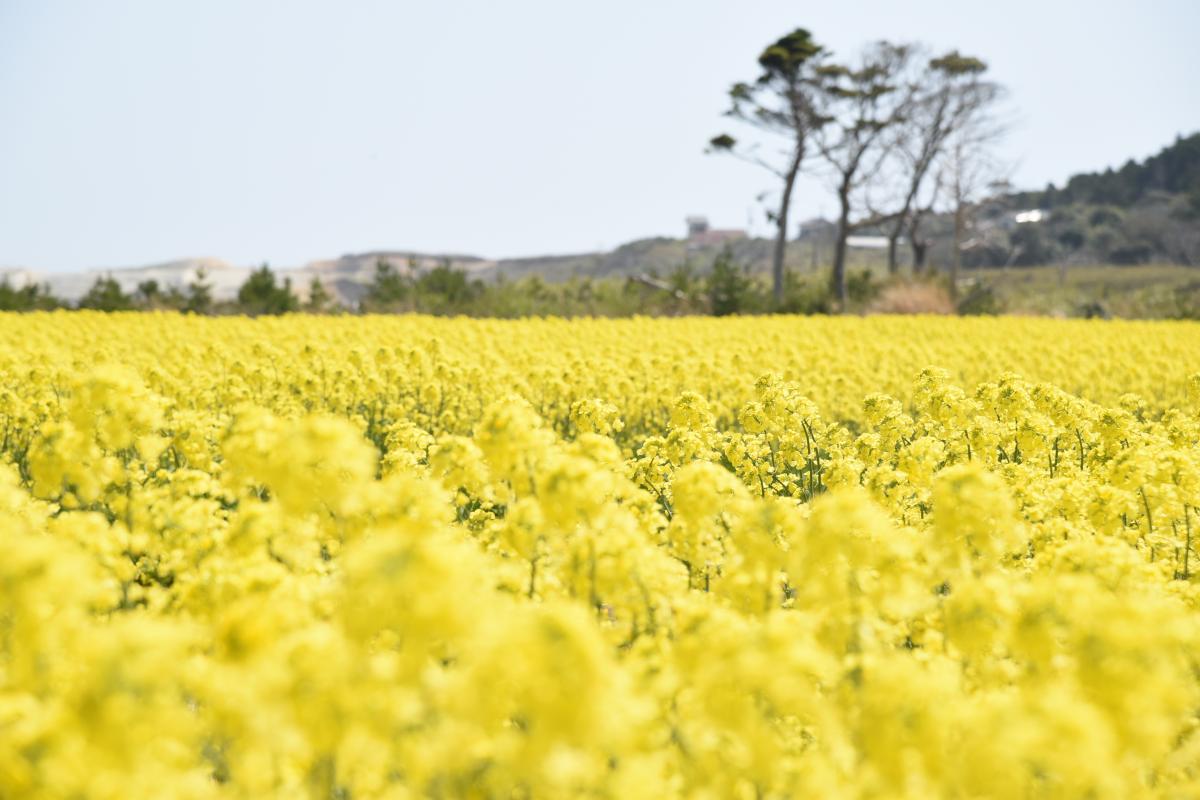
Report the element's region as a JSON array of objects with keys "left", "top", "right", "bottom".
[{"left": 2, "top": 311, "right": 1200, "bottom": 799}]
